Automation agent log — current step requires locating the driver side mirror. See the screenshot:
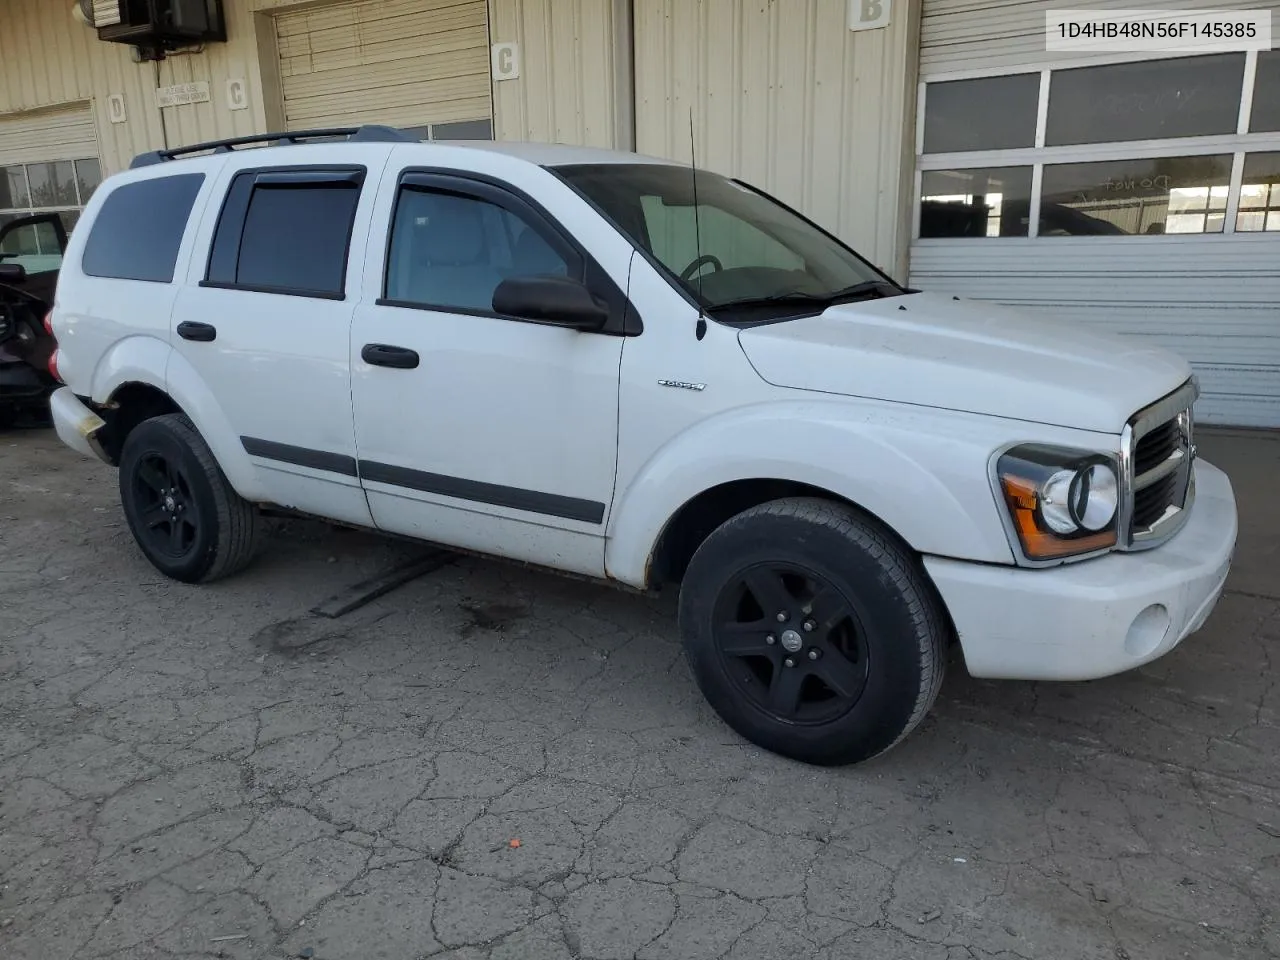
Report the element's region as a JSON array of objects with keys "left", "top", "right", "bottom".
[
  {"left": 0, "top": 263, "right": 27, "bottom": 284},
  {"left": 492, "top": 275, "right": 608, "bottom": 331}
]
